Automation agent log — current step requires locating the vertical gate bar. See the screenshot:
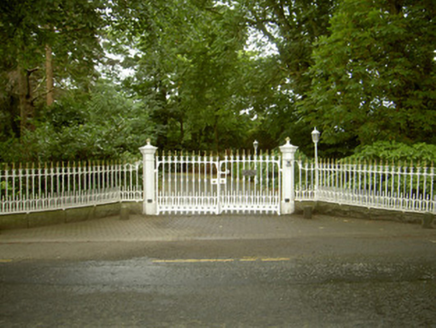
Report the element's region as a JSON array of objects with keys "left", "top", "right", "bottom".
[
  {"left": 5, "top": 164, "right": 9, "bottom": 204},
  {"left": 368, "top": 161, "right": 372, "bottom": 200},
  {"left": 409, "top": 163, "right": 414, "bottom": 201},
  {"left": 18, "top": 164, "right": 23, "bottom": 208},
  {"left": 378, "top": 162, "right": 382, "bottom": 197},
  {"left": 278, "top": 154, "right": 281, "bottom": 214},
  {"left": 12, "top": 163, "right": 16, "bottom": 202},
  {"left": 259, "top": 150, "right": 263, "bottom": 207},
  {"left": 266, "top": 152, "right": 269, "bottom": 206},
  {"left": 66, "top": 162, "right": 70, "bottom": 196},
  {"left": 31, "top": 163, "right": 35, "bottom": 208},
  {"left": 402, "top": 165, "right": 406, "bottom": 198},
  {"left": 192, "top": 151, "right": 196, "bottom": 208},
  {"left": 192, "top": 151, "right": 195, "bottom": 204},
  {"left": 397, "top": 164, "right": 401, "bottom": 204},
  {"left": 242, "top": 150, "right": 246, "bottom": 207},
  {"left": 174, "top": 152, "right": 183, "bottom": 213},
  {"left": 24, "top": 163, "right": 28, "bottom": 208},
  {"left": 224, "top": 152, "right": 228, "bottom": 202},
  {"left": 390, "top": 162, "right": 395, "bottom": 202},
  {"left": 163, "top": 152, "right": 167, "bottom": 208},
  {"left": 384, "top": 163, "right": 388, "bottom": 199},
  {"left": 390, "top": 162, "right": 395, "bottom": 207},
  {"left": 227, "top": 152, "right": 232, "bottom": 212},
  {"left": 423, "top": 165, "right": 427, "bottom": 205},
  {"left": 248, "top": 149, "right": 252, "bottom": 207},
  {"left": 431, "top": 164, "right": 434, "bottom": 212},
  {"left": 179, "top": 151, "right": 182, "bottom": 213},
  {"left": 185, "top": 152, "right": 189, "bottom": 203},
  {"left": 43, "top": 163, "right": 47, "bottom": 203},
  {"left": 417, "top": 164, "right": 421, "bottom": 204},
  {"left": 178, "top": 152, "right": 182, "bottom": 212},
  {"left": 197, "top": 152, "right": 201, "bottom": 210},
  {"left": 87, "top": 161, "right": 91, "bottom": 196},
  {"left": 98, "top": 161, "right": 102, "bottom": 194},
  {"left": 183, "top": 151, "right": 187, "bottom": 211},
  {"left": 164, "top": 157, "right": 168, "bottom": 211},
  {"left": 234, "top": 152, "right": 238, "bottom": 210},
  {"left": 78, "top": 162, "right": 82, "bottom": 201},
  {"left": 203, "top": 152, "right": 206, "bottom": 207},
  {"left": 272, "top": 155, "right": 276, "bottom": 204},
  {"left": 170, "top": 152, "right": 174, "bottom": 209}
]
